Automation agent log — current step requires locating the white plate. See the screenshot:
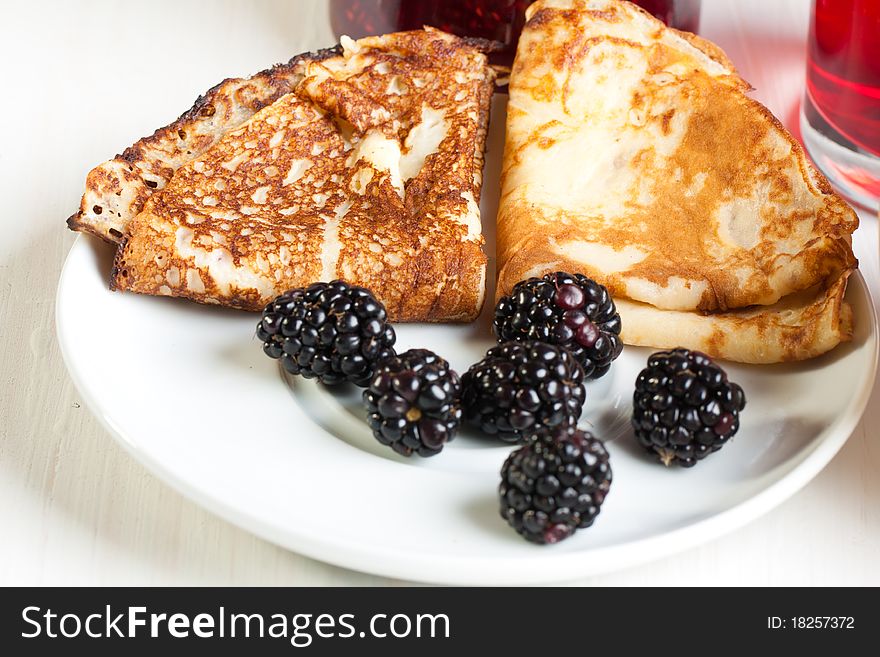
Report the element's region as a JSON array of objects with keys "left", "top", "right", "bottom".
[
  {"left": 56, "top": 230, "right": 877, "bottom": 584},
  {"left": 56, "top": 93, "right": 877, "bottom": 584}
]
